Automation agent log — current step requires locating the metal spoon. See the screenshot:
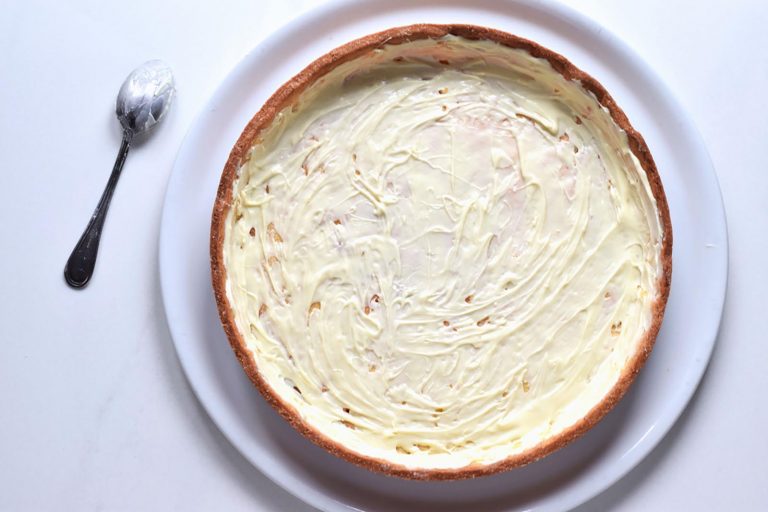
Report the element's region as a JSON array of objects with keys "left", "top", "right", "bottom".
[{"left": 64, "top": 60, "right": 175, "bottom": 289}]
